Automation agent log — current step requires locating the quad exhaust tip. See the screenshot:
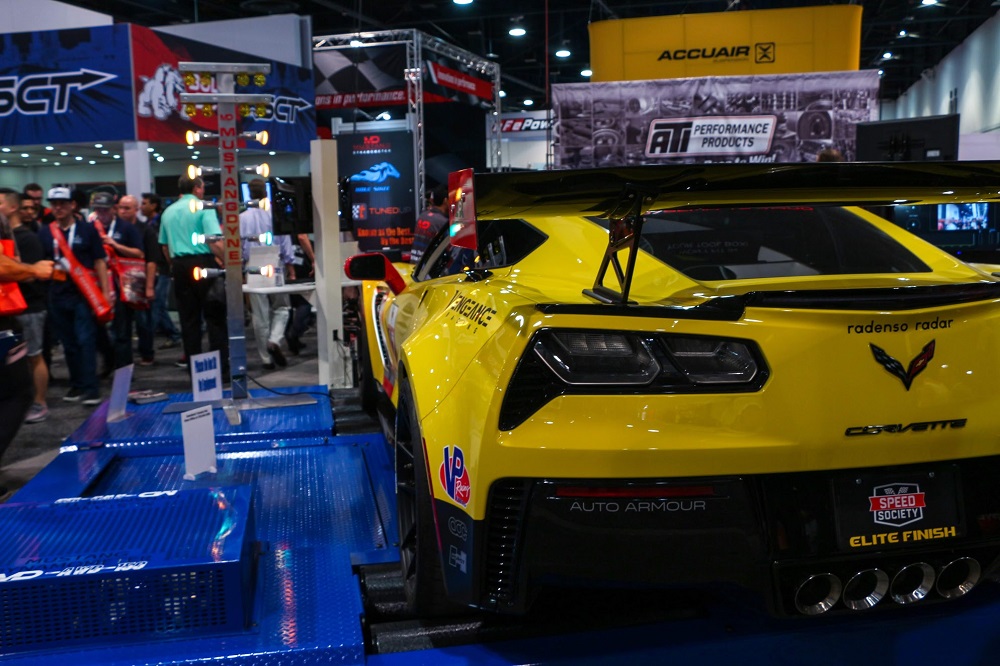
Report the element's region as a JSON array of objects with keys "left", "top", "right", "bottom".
[
  {"left": 936, "top": 557, "right": 981, "bottom": 599},
  {"left": 794, "top": 557, "right": 981, "bottom": 614},
  {"left": 794, "top": 573, "right": 842, "bottom": 616},
  {"left": 842, "top": 568, "right": 889, "bottom": 611},
  {"left": 890, "top": 562, "right": 936, "bottom": 605}
]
